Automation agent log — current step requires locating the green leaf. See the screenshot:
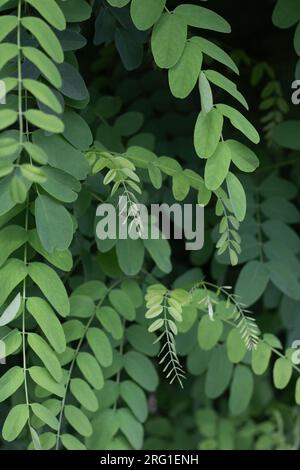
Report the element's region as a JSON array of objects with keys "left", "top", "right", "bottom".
[
  {"left": 115, "top": 27, "right": 143, "bottom": 72},
  {"left": 235, "top": 261, "right": 270, "bottom": 306},
  {"left": 273, "top": 357, "right": 293, "bottom": 389},
  {"left": 28, "top": 229, "right": 73, "bottom": 272},
  {"left": 117, "top": 408, "right": 143, "bottom": 450},
  {"left": 64, "top": 405, "right": 92, "bottom": 437},
  {"left": 61, "top": 434, "right": 86, "bottom": 450},
  {"left": 25, "top": 110, "right": 64, "bottom": 134},
  {"left": 295, "top": 377, "right": 300, "bottom": 405},
  {"left": 0, "top": 330, "right": 22, "bottom": 360},
  {"left": 0, "top": 136, "right": 20, "bottom": 159},
  {"left": 58, "top": 62, "right": 89, "bottom": 100},
  {"left": 107, "top": 0, "right": 130, "bottom": 6},
  {"left": 0, "top": 109, "right": 18, "bottom": 131},
  {"left": 62, "top": 109, "right": 93, "bottom": 150},
  {"left": 216, "top": 104, "right": 260, "bottom": 144},
  {"left": 175, "top": 4, "right": 231, "bottom": 33},
  {"left": 204, "top": 141, "right": 231, "bottom": 190},
  {"left": 267, "top": 259, "right": 300, "bottom": 300},
  {"left": 226, "top": 140, "right": 259, "bottom": 172},
  {"left": 29, "top": 366, "right": 64, "bottom": 397},
  {"left": 272, "top": 121, "right": 300, "bottom": 150},
  {"left": 199, "top": 71, "right": 213, "bottom": 113},
  {"left": 33, "top": 132, "right": 89, "bottom": 180},
  {"left": 226, "top": 172, "right": 247, "bottom": 222},
  {"left": 205, "top": 70, "right": 248, "bottom": 109},
  {"left": 272, "top": 0, "right": 300, "bottom": 28},
  {"left": 0, "top": 15, "right": 18, "bottom": 42},
  {"left": 120, "top": 381, "right": 148, "bottom": 423},
  {"left": 148, "top": 163, "right": 162, "bottom": 189},
  {"left": 0, "top": 44, "right": 18, "bottom": 70},
  {"left": 205, "top": 345, "right": 233, "bottom": 398},
  {"left": 0, "top": 366, "right": 24, "bottom": 403},
  {"left": 23, "top": 79, "right": 62, "bottom": 114},
  {"left": 0, "top": 162, "right": 14, "bottom": 178},
  {"left": 124, "top": 351, "right": 159, "bottom": 392},
  {"left": 171, "top": 172, "right": 190, "bottom": 201},
  {"left": 29, "top": 427, "right": 43, "bottom": 450},
  {"left": 229, "top": 365, "right": 254, "bottom": 415},
  {"left": 26, "top": 0, "right": 66, "bottom": 31},
  {"left": 21, "top": 17, "right": 64, "bottom": 63},
  {"left": 109, "top": 289, "right": 135, "bottom": 321},
  {"left": 127, "top": 324, "right": 159, "bottom": 357},
  {"left": 0, "top": 259, "right": 27, "bottom": 307},
  {"left": 27, "top": 333, "right": 62, "bottom": 382},
  {"left": 151, "top": 12, "right": 187, "bottom": 69},
  {"left": 144, "top": 237, "right": 172, "bottom": 273},
  {"left": 57, "top": 0, "right": 92, "bottom": 22},
  {"left": 31, "top": 403, "right": 59, "bottom": 431},
  {"left": 131, "top": 0, "right": 165, "bottom": 31},
  {"left": 10, "top": 175, "right": 28, "bottom": 204},
  {"left": 251, "top": 342, "right": 272, "bottom": 375},
  {"left": 20, "top": 164, "right": 47, "bottom": 184},
  {"left": 198, "top": 314, "right": 223, "bottom": 351},
  {"left": 76, "top": 352, "right": 104, "bottom": 390},
  {"left": 22, "top": 47, "right": 62, "bottom": 89},
  {"left": 96, "top": 306, "right": 124, "bottom": 341},
  {"left": 28, "top": 263, "right": 70, "bottom": 317},
  {"left": 86, "top": 327, "right": 113, "bottom": 368},
  {"left": 190, "top": 37, "right": 238, "bottom": 74},
  {"left": 39, "top": 167, "right": 80, "bottom": 203},
  {"left": 70, "top": 378, "right": 98, "bottom": 412},
  {"left": 226, "top": 329, "right": 247, "bottom": 364},
  {"left": 115, "top": 111, "right": 144, "bottom": 137},
  {"left": 26, "top": 297, "right": 66, "bottom": 354},
  {"left": 194, "top": 109, "right": 223, "bottom": 159},
  {"left": 2, "top": 405, "right": 29, "bottom": 442},
  {"left": 168, "top": 40, "right": 202, "bottom": 99},
  {"left": 116, "top": 238, "right": 145, "bottom": 276},
  {"left": 35, "top": 194, "right": 73, "bottom": 253},
  {"left": 0, "top": 225, "right": 27, "bottom": 267}
]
